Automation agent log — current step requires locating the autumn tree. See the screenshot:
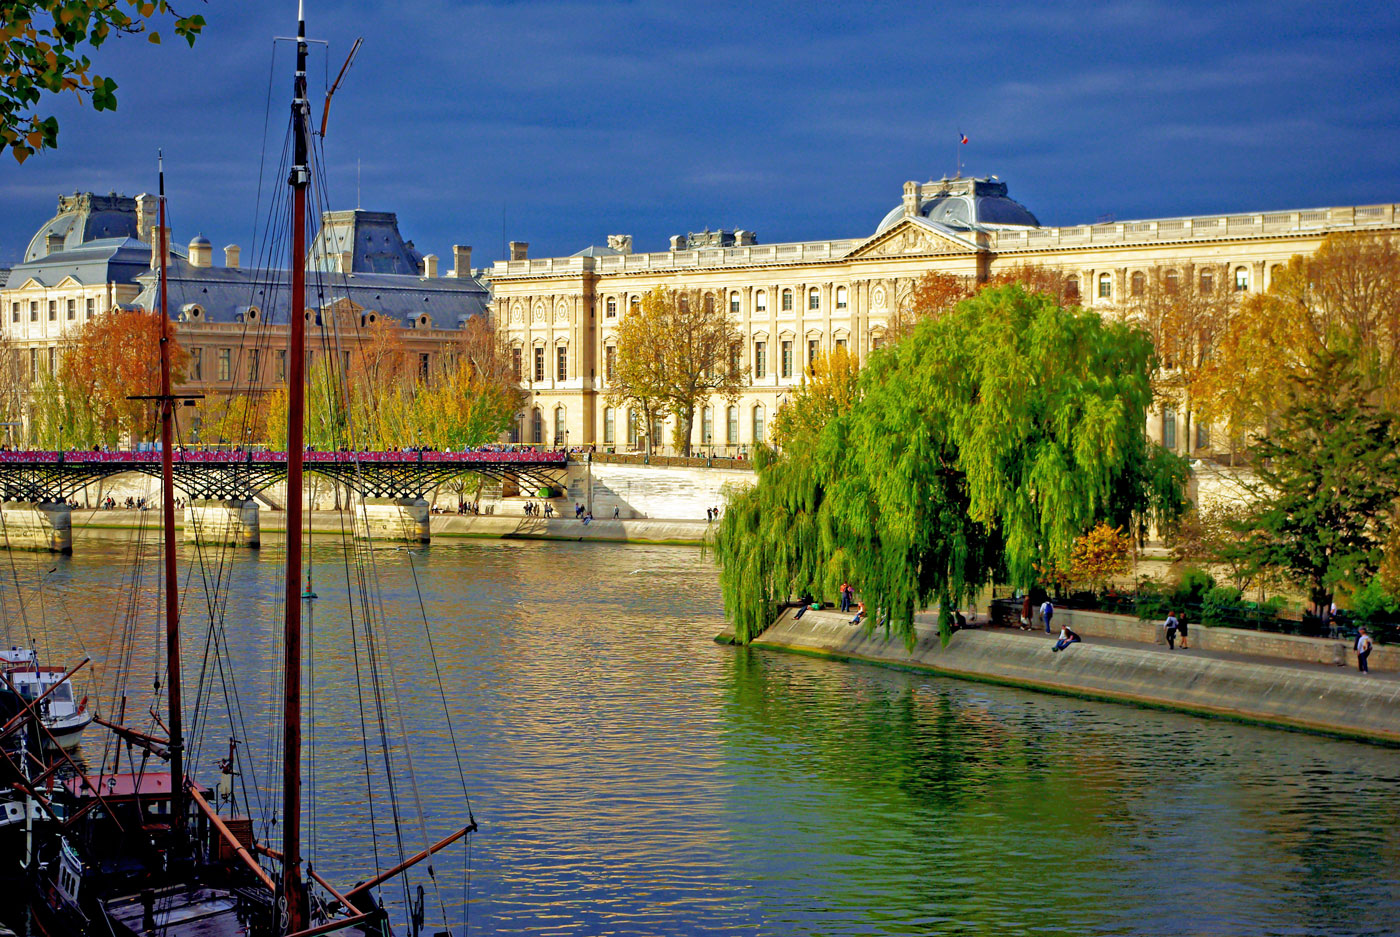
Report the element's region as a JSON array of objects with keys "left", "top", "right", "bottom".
[
  {"left": 985, "top": 263, "right": 1083, "bottom": 307},
  {"left": 652, "top": 288, "right": 746, "bottom": 456},
  {"left": 1, "top": 1, "right": 205, "bottom": 162},
  {"left": 772, "top": 345, "right": 861, "bottom": 449},
  {"left": 608, "top": 286, "right": 744, "bottom": 457},
  {"left": 415, "top": 316, "right": 524, "bottom": 450},
  {"left": 1066, "top": 522, "right": 1135, "bottom": 591},
  {"left": 1195, "top": 233, "right": 1400, "bottom": 443},
  {"left": 715, "top": 285, "right": 1188, "bottom": 645},
  {"left": 1127, "top": 264, "right": 1237, "bottom": 456},
  {"left": 887, "top": 271, "right": 973, "bottom": 341},
  {"left": 55, "top": 309, "right": 187, "bottom": 445}
]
